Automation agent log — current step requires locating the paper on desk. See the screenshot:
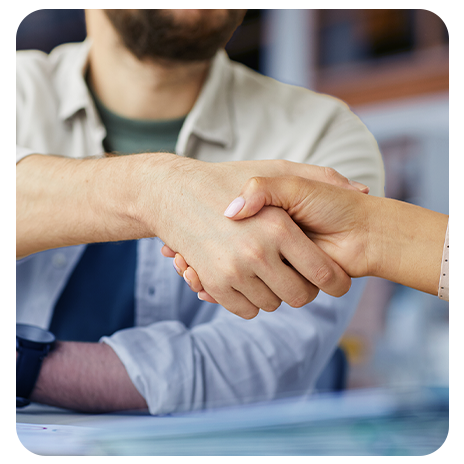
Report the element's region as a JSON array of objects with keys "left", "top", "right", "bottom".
[
  {"left": 16, "top": 423, "right": 99, "bottom": 456},
  {"left": 83, "top": 387, "right": 449, "bottom": 456}
]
